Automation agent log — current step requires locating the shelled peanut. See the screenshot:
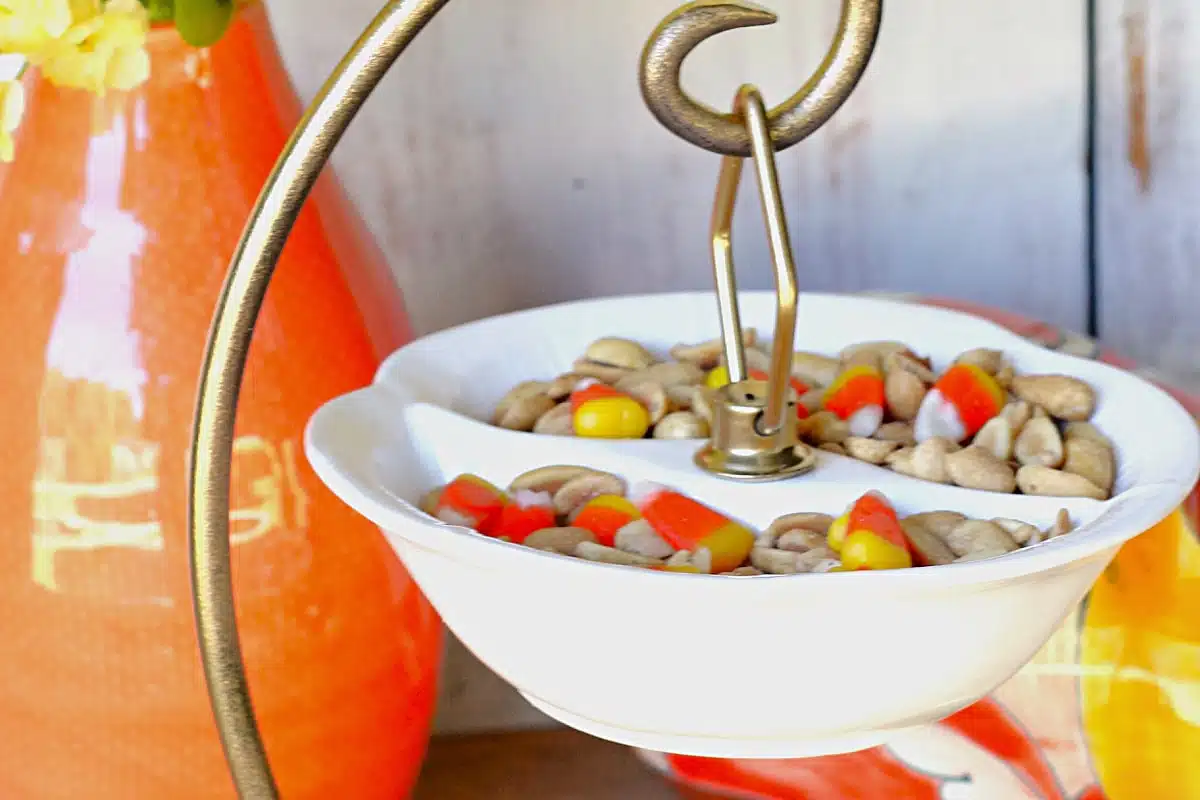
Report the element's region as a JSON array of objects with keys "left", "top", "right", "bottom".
[
  {"left": 488, "top": 333, "right": 1116, "bottom": 500},
  {"left": 794, "top": 341, "right": 1116, "bottom": 499},
  {"left": 417, "top": 468, "right": 1074, "bottom": 575},
  {"left": 489, "top": 334, "right": 734, "bottom": 440}
]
